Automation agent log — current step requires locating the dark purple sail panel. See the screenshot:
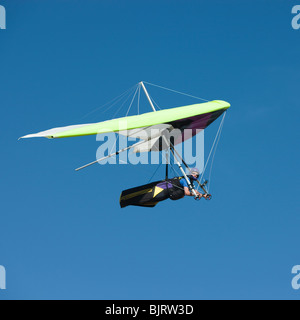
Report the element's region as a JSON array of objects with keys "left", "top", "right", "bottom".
[{"left": 168, "top": 109, "right": 225, "bottom": 145}]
